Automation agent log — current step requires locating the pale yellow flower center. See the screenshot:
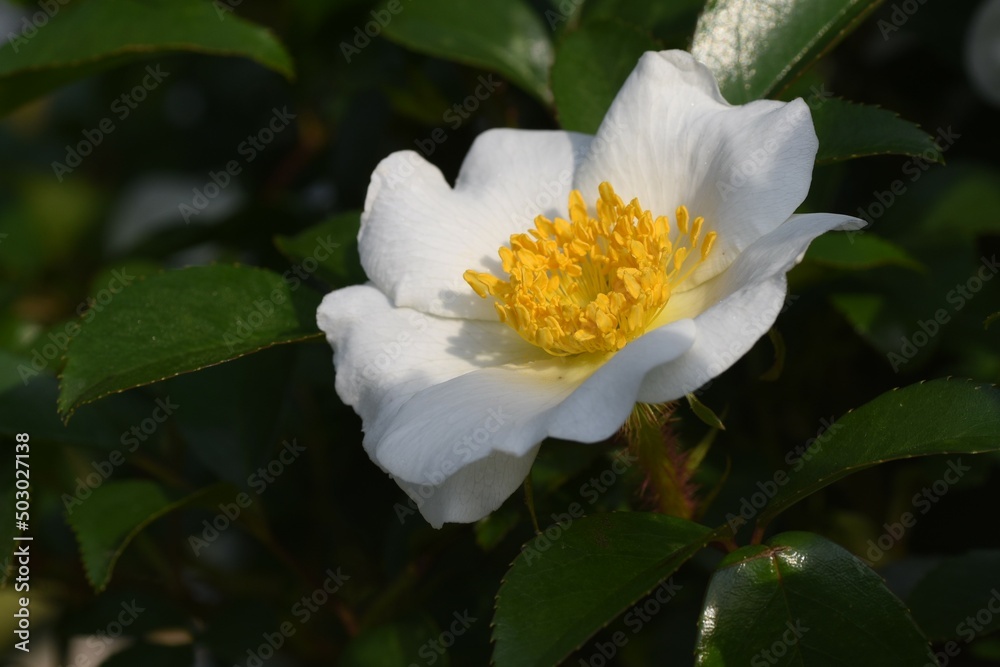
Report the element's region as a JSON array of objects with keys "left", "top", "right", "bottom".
[{"left": 464, "top": 182, "right": 717, "bottom": 356}]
